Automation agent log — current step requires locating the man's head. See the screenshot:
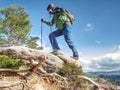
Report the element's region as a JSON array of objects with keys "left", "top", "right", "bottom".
[{"left": 47, "top": 4, "right": 55, "bottom": 14}]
